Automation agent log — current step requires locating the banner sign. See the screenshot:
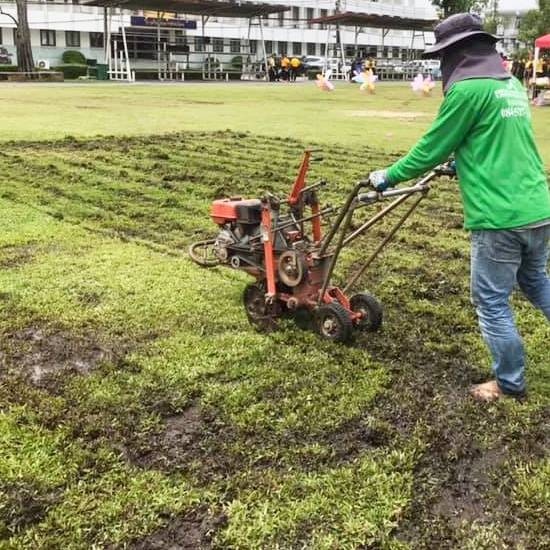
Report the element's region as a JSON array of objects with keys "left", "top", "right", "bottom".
[{"left": 130, "top": 16, "right": 197, "bottom": 29}]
